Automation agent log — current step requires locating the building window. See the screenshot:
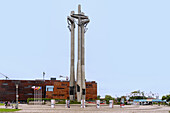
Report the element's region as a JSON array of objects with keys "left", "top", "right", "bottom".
[
  {"left": 2, "top": 83, "right": 8, "bottom": 85},
  {"left": 52, "top": 94, "right": 58, "bottom": 96},
  {"left": 5, "top": 92, "right": 15, "bottom": 95},
  {"left": 25, "top": 93, "right": 33, "bottom": 95},
  {"left": 24, "top": 85, "right": 31, "bottom": 88},
  {"left": 86, "top": 84, "right": 92, "bottom": 88},
  {"left": 46, "top": 86, "right": 54, "bottom": 91},
  {"left": 61, "top": 84, "right": 67, "bottom": 86},
  {"left": 57, "top": 88, "right": 65, "bottom": 89},
  {"left": 87, "top": 84, "right": 92, "bottom": 87}
]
